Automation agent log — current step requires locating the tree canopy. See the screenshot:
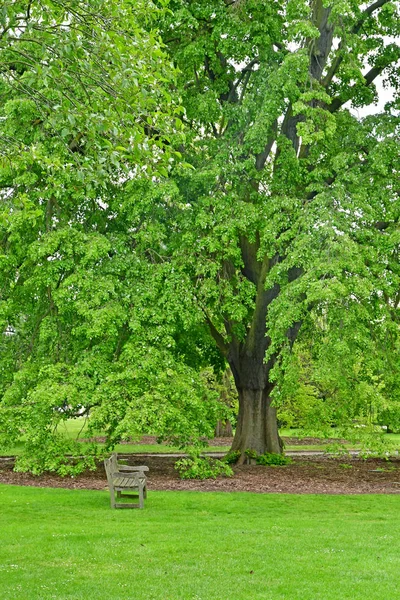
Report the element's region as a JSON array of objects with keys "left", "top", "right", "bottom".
[
  {"left": 0, "top": 0, "right": 399, "bottom": 472},
  {"left": 0, "top": 0, "right": 226, "bottom": 473}
]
